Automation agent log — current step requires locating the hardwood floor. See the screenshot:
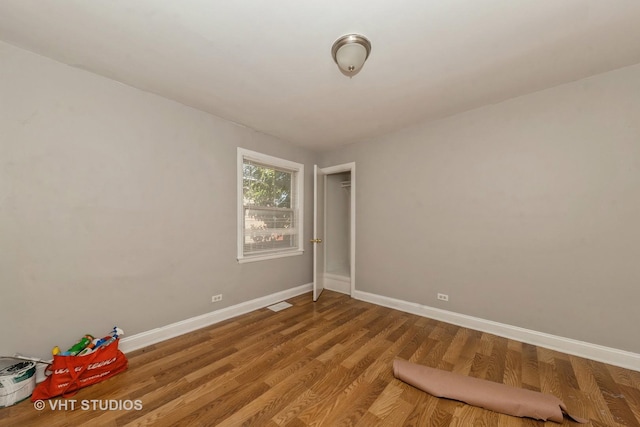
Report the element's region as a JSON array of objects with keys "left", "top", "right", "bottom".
[{"left": 2, "top": 290, "right": 640, "bottom": 426}]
